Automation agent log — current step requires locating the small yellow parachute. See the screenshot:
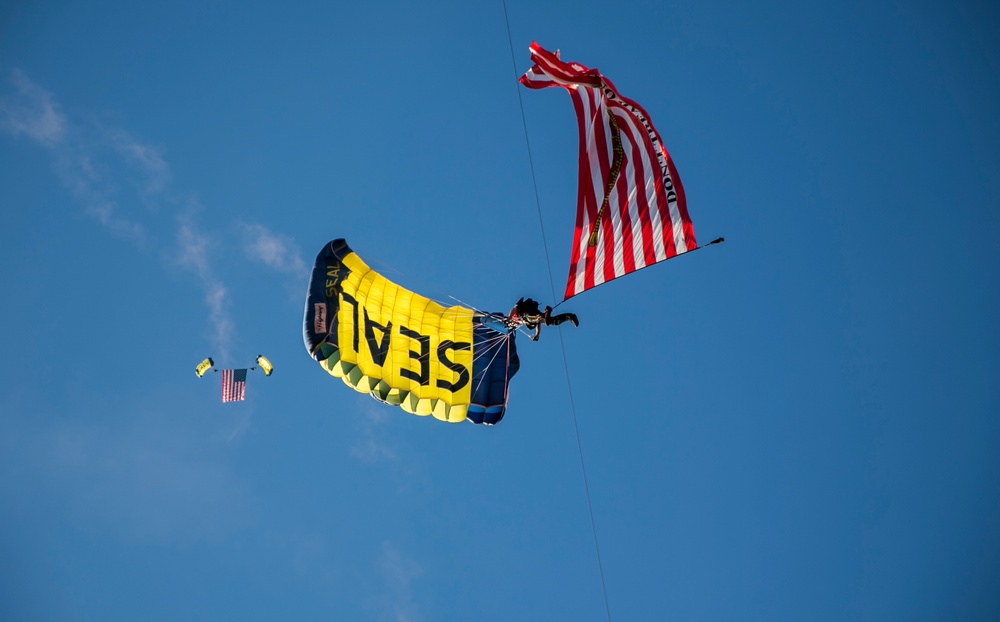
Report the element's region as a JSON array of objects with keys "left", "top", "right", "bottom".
[
  {"left": 256, "top": 355, "right": 274, "bottom": 376},
  {"left": 195, "top": 357, "right": 215, "bottom": 378}
]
